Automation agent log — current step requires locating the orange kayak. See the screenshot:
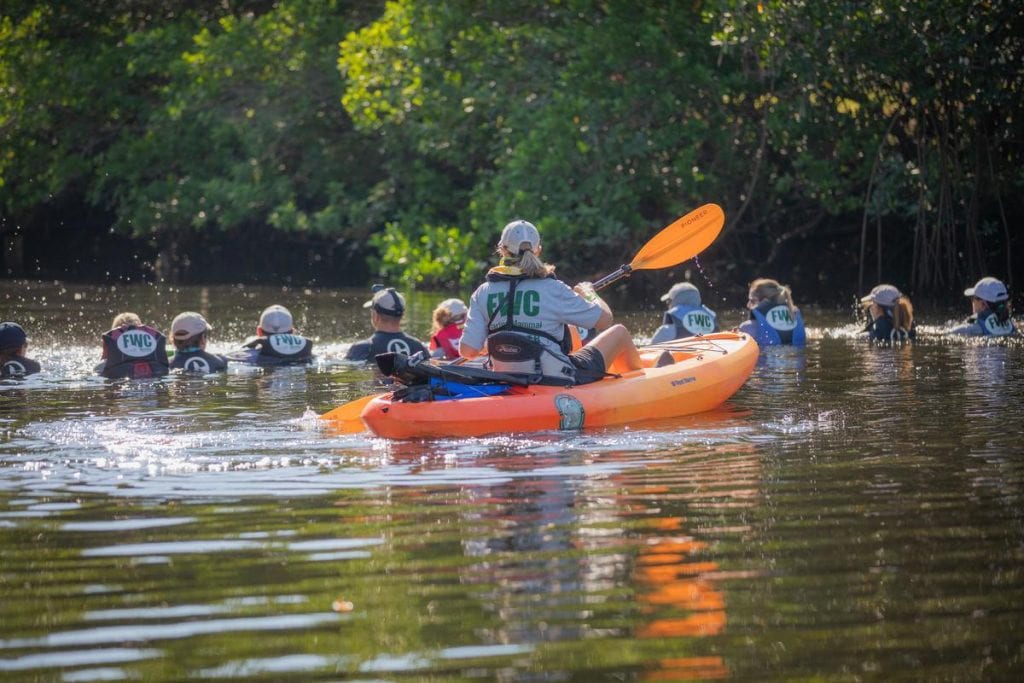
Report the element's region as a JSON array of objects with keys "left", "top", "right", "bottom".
[{"left": 355, "top": 332, "right": 758, "bottom": 439}]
